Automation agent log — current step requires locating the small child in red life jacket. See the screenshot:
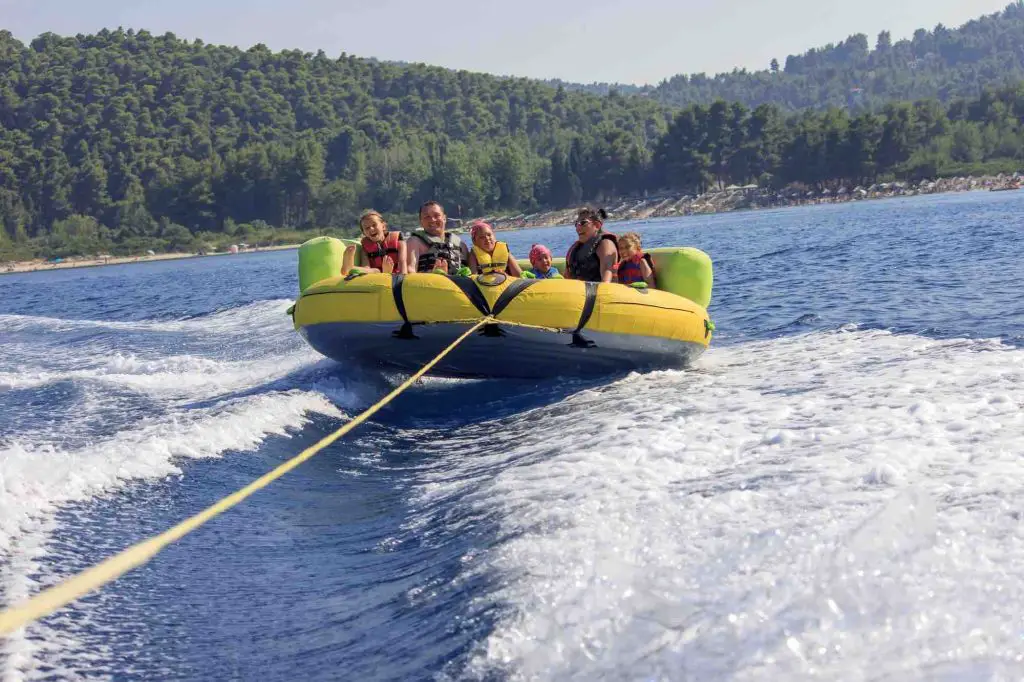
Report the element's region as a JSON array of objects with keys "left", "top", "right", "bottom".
[
  {"left": 341, "top": 210, "right": 408, "bottom": 275},
  {"left": 614, "top": 232, "right": 656, "bottom": 288}
]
